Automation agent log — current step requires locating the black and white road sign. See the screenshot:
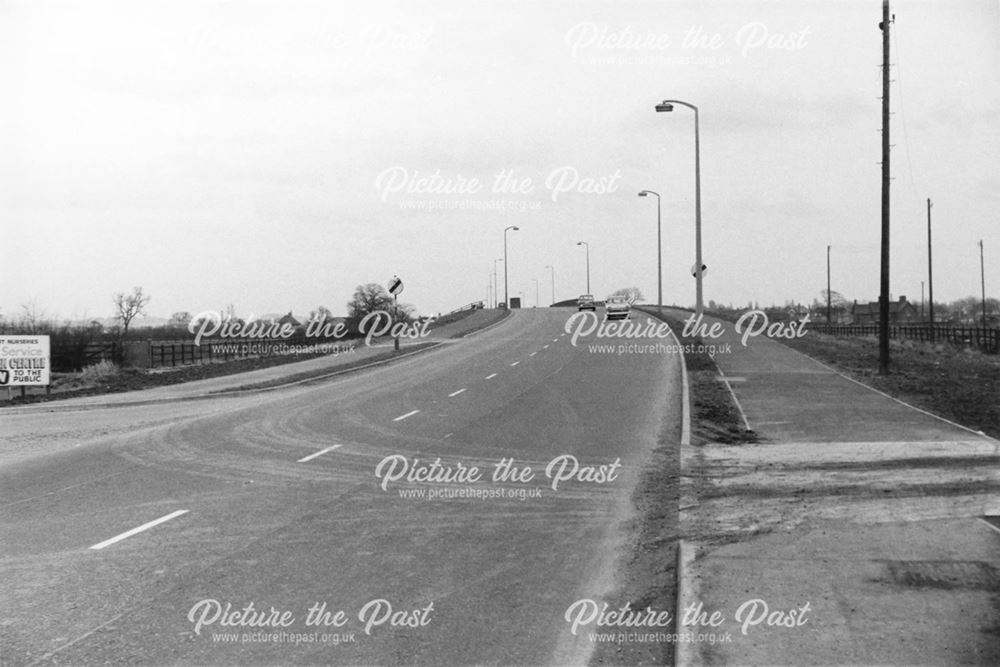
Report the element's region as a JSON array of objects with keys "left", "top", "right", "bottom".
[{"left": 388, "top": 276, "right": 404, "bottom": 296}]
